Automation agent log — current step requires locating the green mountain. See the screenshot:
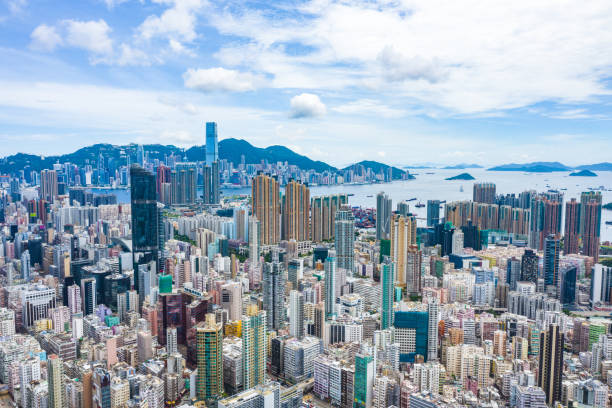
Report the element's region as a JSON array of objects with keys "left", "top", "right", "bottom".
[
  {"left": 575, "top": 162, "right": 612, "bottom": 171},
  {"left": 342, "top": 160, "right": 412, "bottom": 180},
  {"left": 488, "top": 162, "right": 571, "bottom": 172},
  {"left": 446, "top": 172, "right": 475, "bottom": 180},
  {"left": 0, "top": 138, "right": 336, "bottom": 174},
  {"left": 569, "top": 169, "right": 597, "bottom": 177}
]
